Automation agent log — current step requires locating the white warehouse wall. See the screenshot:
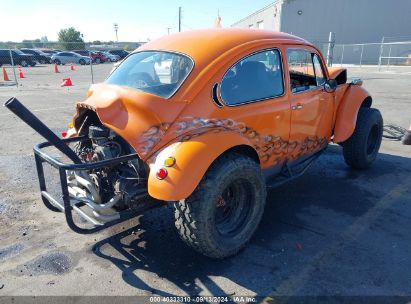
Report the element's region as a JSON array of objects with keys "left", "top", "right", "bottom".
[
  {"left": 280, "top": 0, "right": 411, "bottom": 44},
  {"left": 233, "top": 0, "right": 411, "bottom": 44},
  {"left": 232, "top": 1, "right": 282, "bottom": 31}
]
